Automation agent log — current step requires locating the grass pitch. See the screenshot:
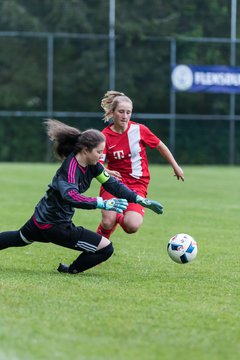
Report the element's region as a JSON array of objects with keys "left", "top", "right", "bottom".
[{"left": 0, "top": 163, "right": 239, "bottom": 360}]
